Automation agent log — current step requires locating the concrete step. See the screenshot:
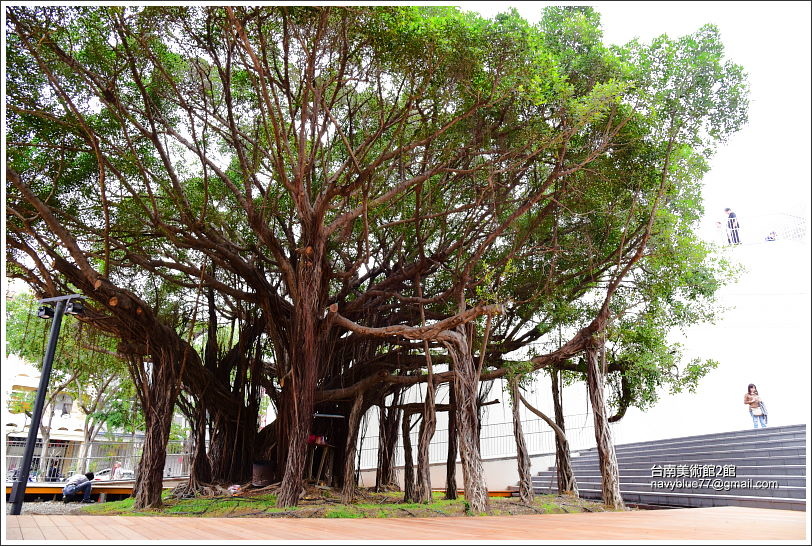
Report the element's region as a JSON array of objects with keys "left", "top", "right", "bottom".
[
  {"left": 534, "top": 479, "right": 806, "bottom": 499},
  {"left": 605, "top": 437, "right": 806, "bottom": 457},
  {"left": 570, "top": 445, "right": 805, "bottom": 463},
  {"left": 604, "top": 429, "right": 806, "bottom": 451},
  {"left": 575, "top": 425, "right": 806, "bottom": 454},
  {"left": 569, "top": 429, "right": 806, "bottom": 459},
  {"left": 567, "top": 454, "right": 806, "bottom": 469},
  {"left": 529, "top": 486, "right": 806, "bottom": 510},
  {"left": 532, "top": 474, "right": 807, "bottom": 488},
  {"left": 528, "top": 424, "right": 807, "bottom": 511},
  {"left": 536, "top": 465, "right": 807, "bottom": 478}
]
